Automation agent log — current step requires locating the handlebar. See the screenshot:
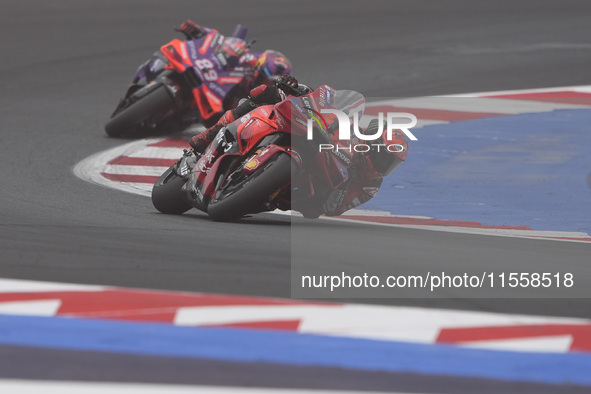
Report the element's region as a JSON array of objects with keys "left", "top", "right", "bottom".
[{"left": 272, "top": 76, "right": 303, "bottom": 97}]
